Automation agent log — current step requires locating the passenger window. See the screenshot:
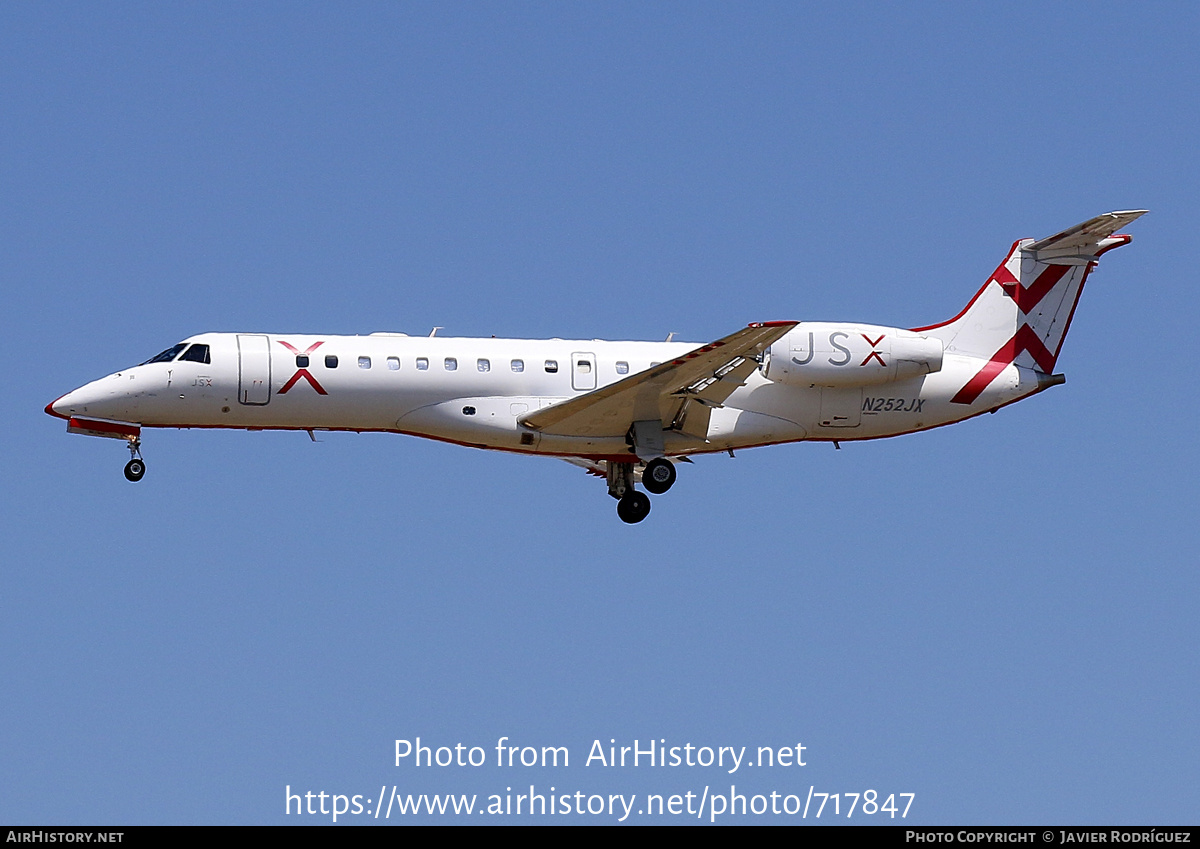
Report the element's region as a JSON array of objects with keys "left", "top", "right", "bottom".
[
  {"left": 416, "top": 357, "right": 429, "bottom": 370},
  {"left": 577, "top": 359, "right": 592, "bottom": 374},
  {"left": 179, "top": 344, "right": 211, "bottom": 365},
  {"left": 650, "top": 361, "right": 661, "bottom": 367},
  {"left": 478, "top": 358, "right": 490, "bottom": 372},
  {"left": 511, "top": 359, "right": 524, "bottom": 372},
  {"left": 462, "top": 406, "right": 477, "bottom": 416},
  {"left": 387, "top": 356, "right": 400, "bottom": 370},
  {"left": 358, "top": 356, "right": 371, "bottom": 369},
  {"left": 325, "top": 355, "right": 339, "bottom": 368},
  {"left": 545, "top": 360, "right": 558, "bottom": 373},
  {"left": 616, "top": 361, "right": 629, "bottom": 375},
  {"left": 296, "top": 355, "right": 309, "bottom": 368},
  {"left": 445, "top": 357, "right": 457, "bottom": 371}
]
